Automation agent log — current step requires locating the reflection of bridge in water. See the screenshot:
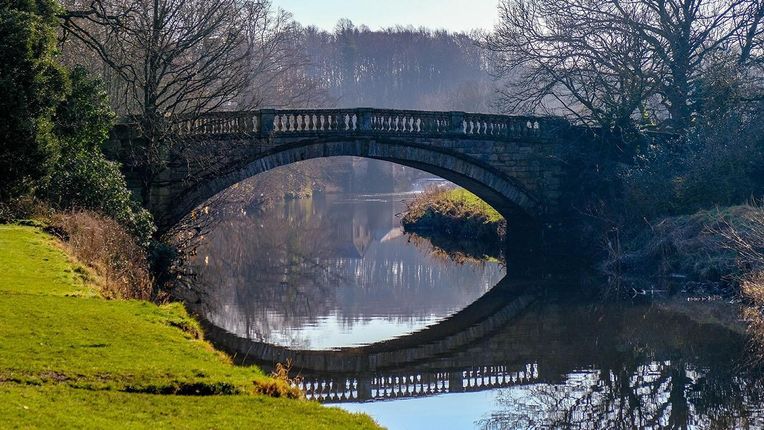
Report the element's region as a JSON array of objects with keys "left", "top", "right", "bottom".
[
  {"left": 299, "top": 363, "right": 539, "bottom": 403},
  {"left": 200, "top": 277, "right": 537, "bottom": 372},
  {"left": 200, "top": 277, "right": 748, "bottom": 404}
]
